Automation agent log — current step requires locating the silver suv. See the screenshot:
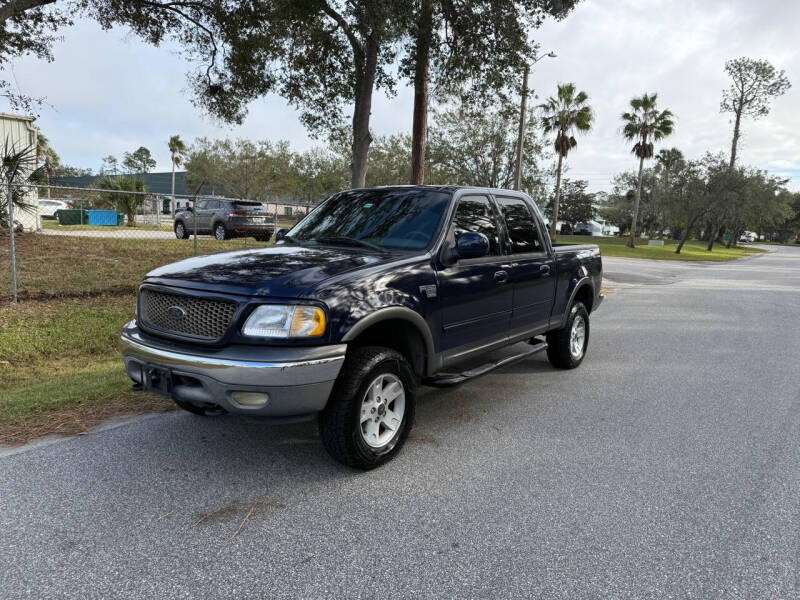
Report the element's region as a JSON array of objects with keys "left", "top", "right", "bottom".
[{"left": 174, "top": 199, "right": 274, "bottom": 241}]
